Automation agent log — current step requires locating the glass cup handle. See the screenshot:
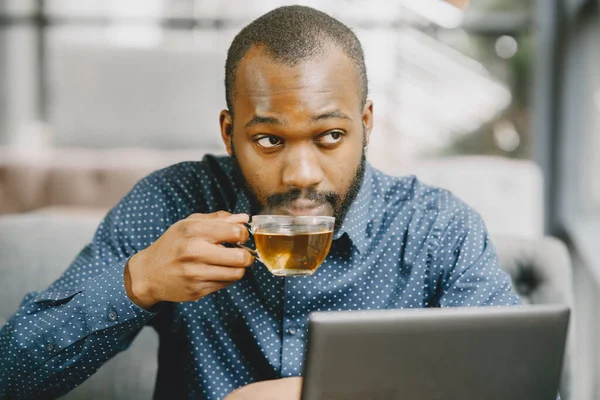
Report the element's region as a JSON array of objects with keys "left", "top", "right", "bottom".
[
  {"left": 231, "top": 243, "right": 259, "bottom": 260},
  {"left": 232, "top": 223, "right": 262, "bottom": 263}
]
